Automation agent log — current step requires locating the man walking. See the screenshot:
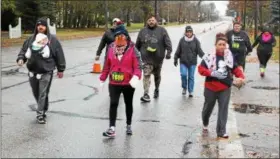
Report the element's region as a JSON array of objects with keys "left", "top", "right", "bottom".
[
  {"left": 226, "top": 21, "right": 252, "bottom": 71},
  {"left": 16, "top": 18, "right": 66, "bottom": 124},
  {"left": 136, "top": 15, "right": 172, "bottom": 102},
  {"left": 95, "top": 18, "right": 122, "bottom": 61}
]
